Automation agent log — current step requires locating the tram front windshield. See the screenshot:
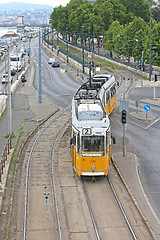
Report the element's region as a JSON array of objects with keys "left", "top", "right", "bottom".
[{"left": 82, "top": 136, "right": 104, "bottom": 154}]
